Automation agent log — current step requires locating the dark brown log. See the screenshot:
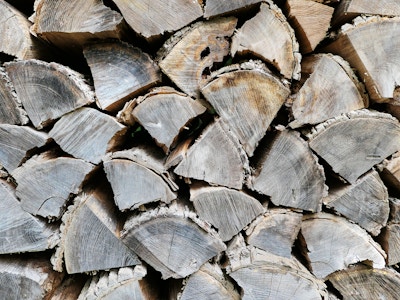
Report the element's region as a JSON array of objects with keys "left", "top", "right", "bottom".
[
  {"left": 51, "top": 276, "right": 86, "bottom": 300},
  {"left": 203, "top": 0, "right": 262, "bottom": 18}
]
